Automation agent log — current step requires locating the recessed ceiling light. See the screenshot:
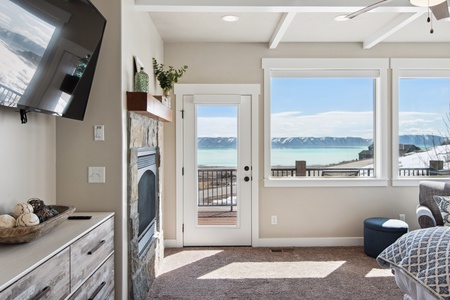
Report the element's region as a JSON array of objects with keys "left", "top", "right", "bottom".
[
  {"left": 222, "top": 15, "right": 239, "bottom": 22},
  {"left": 334, "top": 15, "right": 350, "bottom": 21}
]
